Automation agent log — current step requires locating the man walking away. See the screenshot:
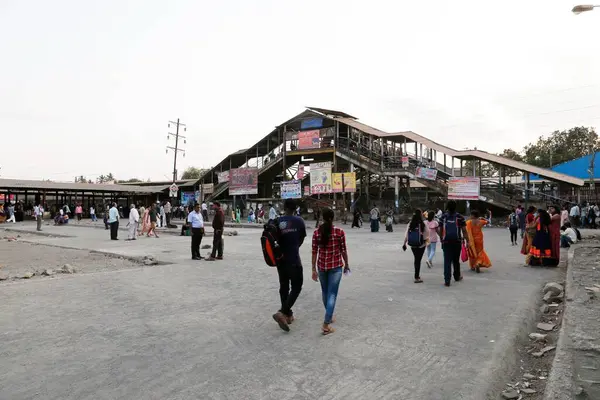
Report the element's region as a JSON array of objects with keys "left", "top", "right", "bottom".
[
  {"left": 108, "top": 202, "right": 120, "bottom": 240},
  {"left": 188, "top": 203, "right": 205, "bottom": 260},
  {"left": 202, "top": 201, "right": 209, "bottom": 222},
  {"left": 570, "top": 203, "right": 581, "bottom": 228},
  {"left": 148, "top": 203, "right": 160, "bottom": 238},
  {"left": 272, "top": 199, "right": 307, "bottom": 332},
  {"left": 127, "top": 204, "right": 139, "bottom": 241},
  {"left": 34, "top": 203, "right": 44, "bottom": 231},
  {"left": 269, "top": 203, "right": 277, "bottom": 224},
  {"left": 440, "top": 200, "right": 468, "bottom": 287},
  {"left": 6, "top": 203, "right": 16, "bottom": 223},
  {"left": 508, "top": 209, "right": 519, "bottom": 245},
  {"left": 207, "top": 201, "right": 224, "bottom": 260}
]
